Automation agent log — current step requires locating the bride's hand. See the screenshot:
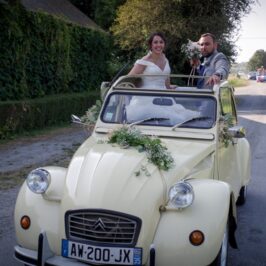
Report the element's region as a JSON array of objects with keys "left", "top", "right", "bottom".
[{"left": 168, "top": 85, "right": 177, "bottom": 90}]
